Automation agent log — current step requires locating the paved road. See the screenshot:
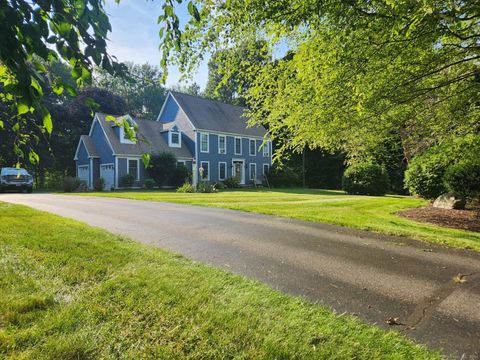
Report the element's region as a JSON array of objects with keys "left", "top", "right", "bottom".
[{"left": 2, "top": 194, "right": 480, "bottom": 357}]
